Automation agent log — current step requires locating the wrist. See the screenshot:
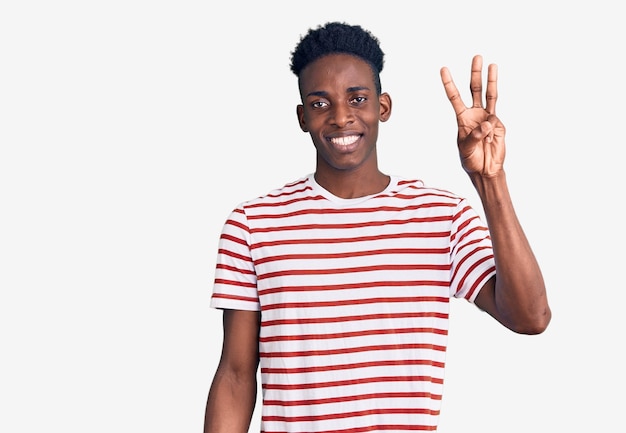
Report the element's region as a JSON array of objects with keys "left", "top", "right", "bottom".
[{"left": 469, "top": 170, "right": 510, "bottom": 207}]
